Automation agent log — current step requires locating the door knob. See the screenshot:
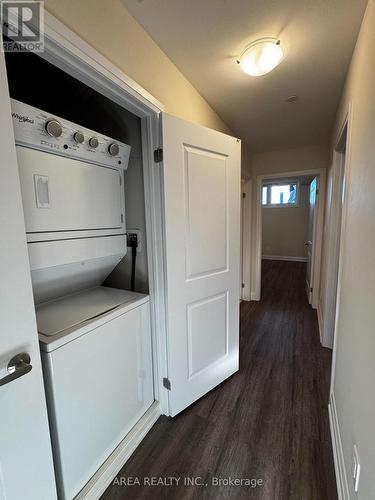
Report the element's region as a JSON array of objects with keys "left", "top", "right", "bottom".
[{"left": 0, "top": 353, "right": 32, "bottom": 387}]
